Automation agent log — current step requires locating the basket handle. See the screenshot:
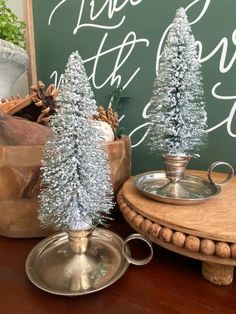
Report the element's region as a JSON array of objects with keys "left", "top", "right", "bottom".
[
  {"left": 208, "top": 161, "right": 234, "bottom": 186},
  {"left": 123, "top": 233, "right": 153, "bottom": 266}
]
